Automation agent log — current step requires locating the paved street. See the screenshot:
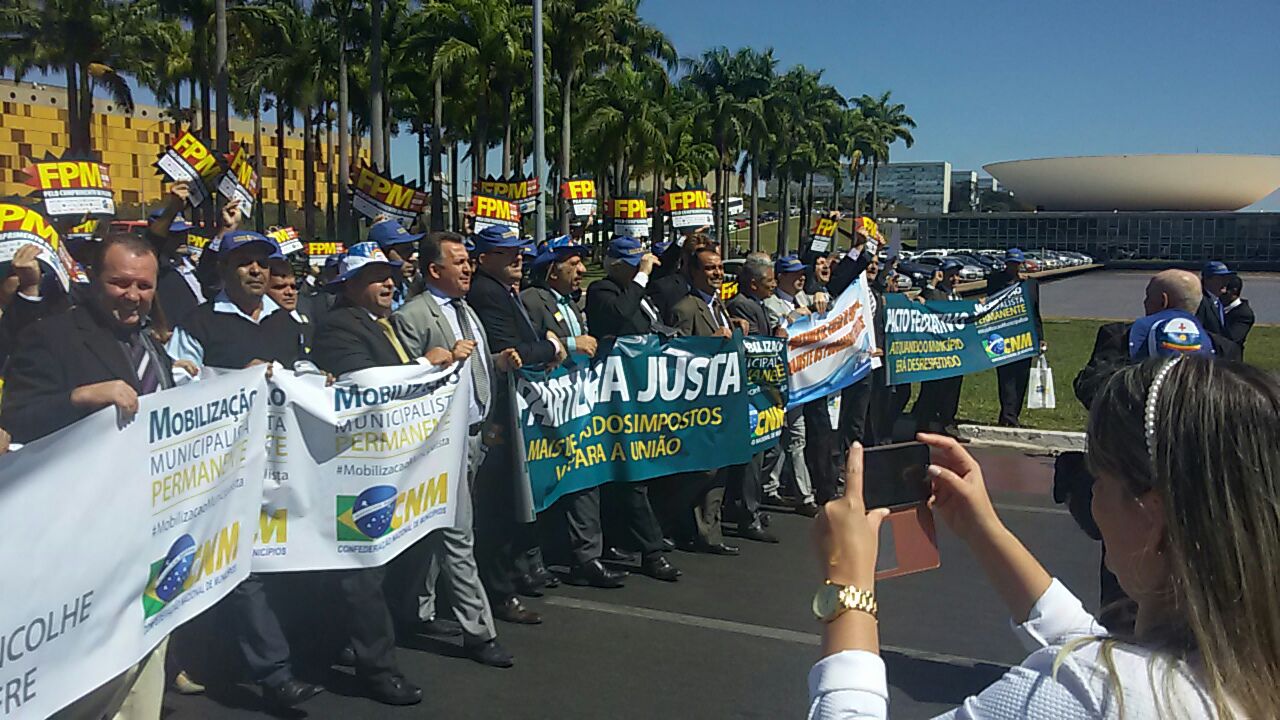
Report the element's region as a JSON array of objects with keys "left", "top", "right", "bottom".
[
  {"left": 165, "top": 449, "right": 1100, "bottom": 720},
  {"left": 1040, "top": 270, "right": 1280, "bottom": 323}
]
